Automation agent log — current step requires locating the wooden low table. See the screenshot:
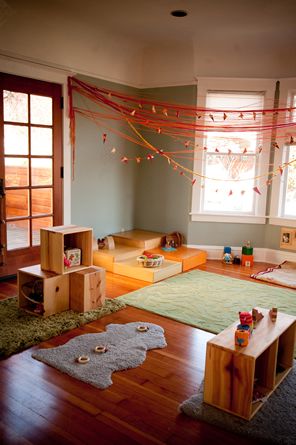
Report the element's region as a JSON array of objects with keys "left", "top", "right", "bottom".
[
  {"left": 145, "top": 246, "right": 207, "bottom": 272},
  {"left": 204, "top": 307, "right": 296, "bottom": 420}
]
